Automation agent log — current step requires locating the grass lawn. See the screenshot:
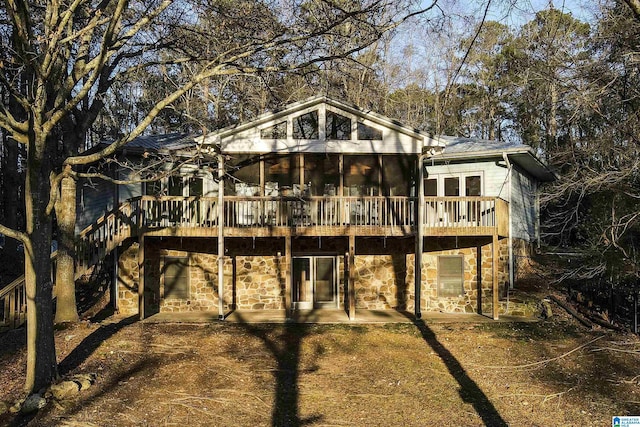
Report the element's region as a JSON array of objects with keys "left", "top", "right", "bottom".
[{"left": 1, "top": 310, "right": 639, "bottom": 426}]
